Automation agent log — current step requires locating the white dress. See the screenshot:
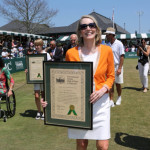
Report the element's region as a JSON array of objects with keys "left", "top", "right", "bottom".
[{"left": 68, "top": 51, "right": 110, "bottom": 140}]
